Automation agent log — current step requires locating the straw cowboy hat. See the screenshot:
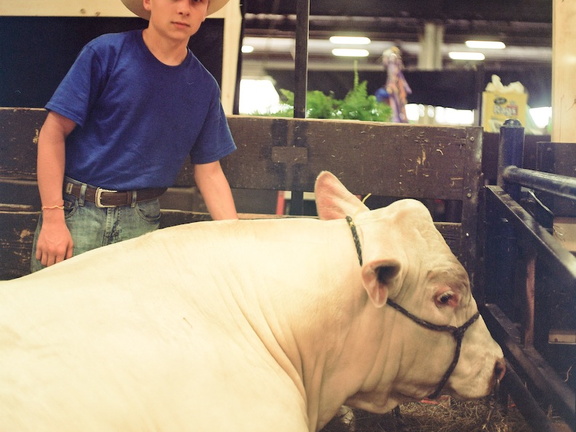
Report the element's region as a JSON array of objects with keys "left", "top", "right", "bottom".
[{"left": 121, "top": 0, "right": 230, "bottom": 20}]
